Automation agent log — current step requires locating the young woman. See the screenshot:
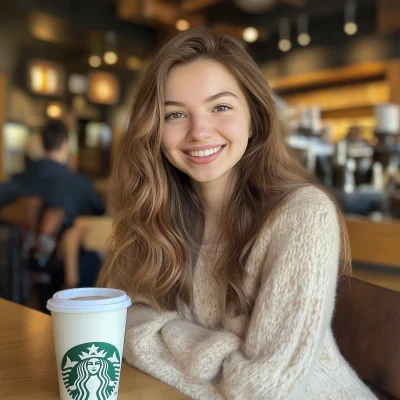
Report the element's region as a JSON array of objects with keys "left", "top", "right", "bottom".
[{"left": 98, "top": 28, "right": 376, "bottom": 399}]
